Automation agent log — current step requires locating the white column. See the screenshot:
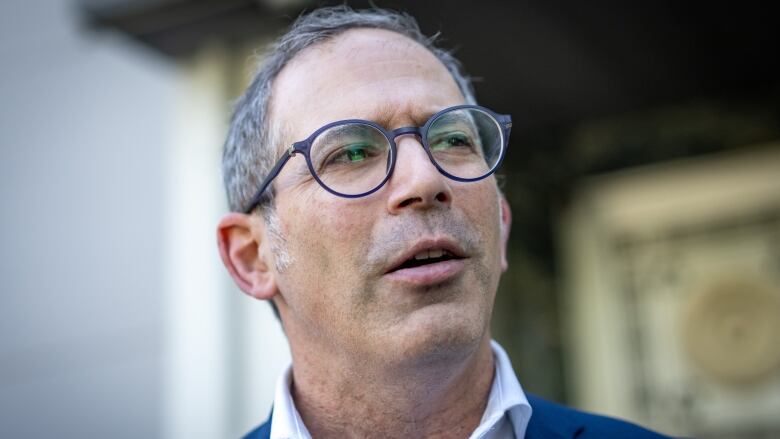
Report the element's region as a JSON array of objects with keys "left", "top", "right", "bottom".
[{"left": 162, "top": 44, "right": 231, "bottom": 439}]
